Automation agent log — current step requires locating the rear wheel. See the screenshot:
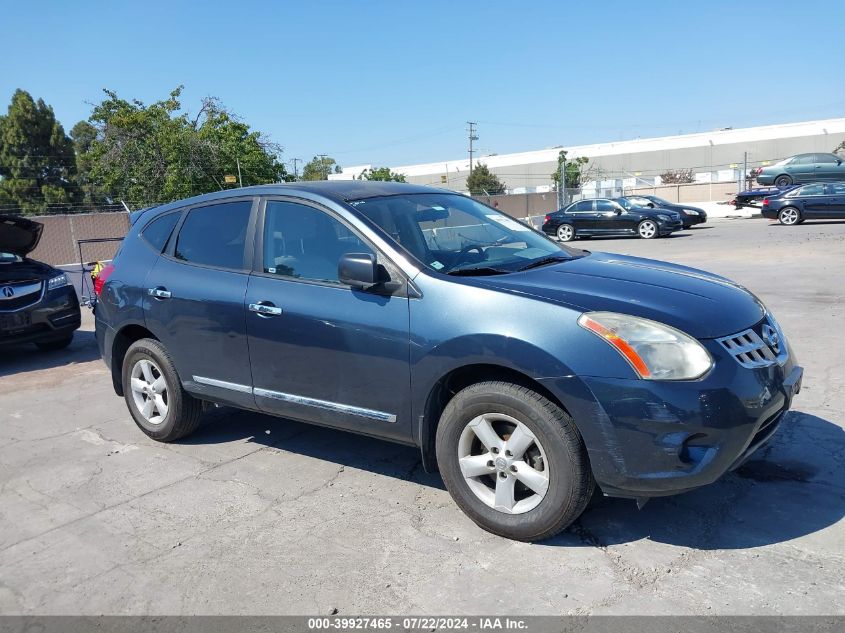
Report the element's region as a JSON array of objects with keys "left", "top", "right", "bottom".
[
  {"left": 637, "top": 220, "right": 658, "bottom": 239},
  {"left": 778, "top": 207, "right": 800, "bottom": 226},
  {"left": 34, "top": 335, "right": 73, "bottom": 351},
  {"left": 775, "top": 174, "right": 793, "bottom": 188},
  {"left": 556, "top": 224, "right": 575, "bottom": 242},
  {"left": 436, "top": 381, "right": 594, "bottom": 542},
  {"left": 122, "top": 338, "right": 202, "bottom": 442}
]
